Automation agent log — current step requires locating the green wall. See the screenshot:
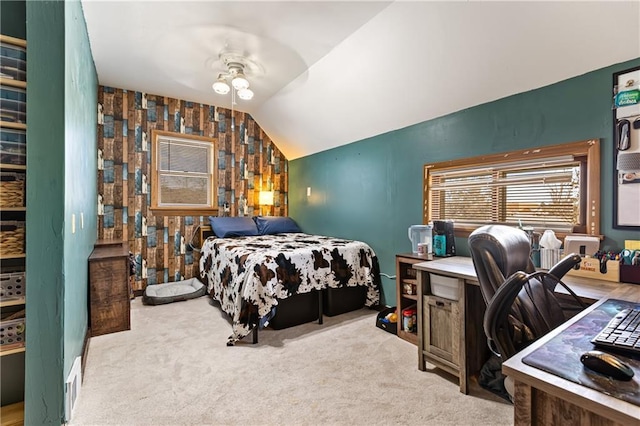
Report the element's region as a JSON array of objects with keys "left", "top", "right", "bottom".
[
  {"left": 290, "top": 58, "right": 640, "bottom": 305},
  {"left": 63, "top": 0, "right": 97, "bottom": 392},
  {"left": 25, "top": 1, "right": 66, "bottom": 422},
  {"left": 25, "top": 0, "right": 97, "bottom": 424}
]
